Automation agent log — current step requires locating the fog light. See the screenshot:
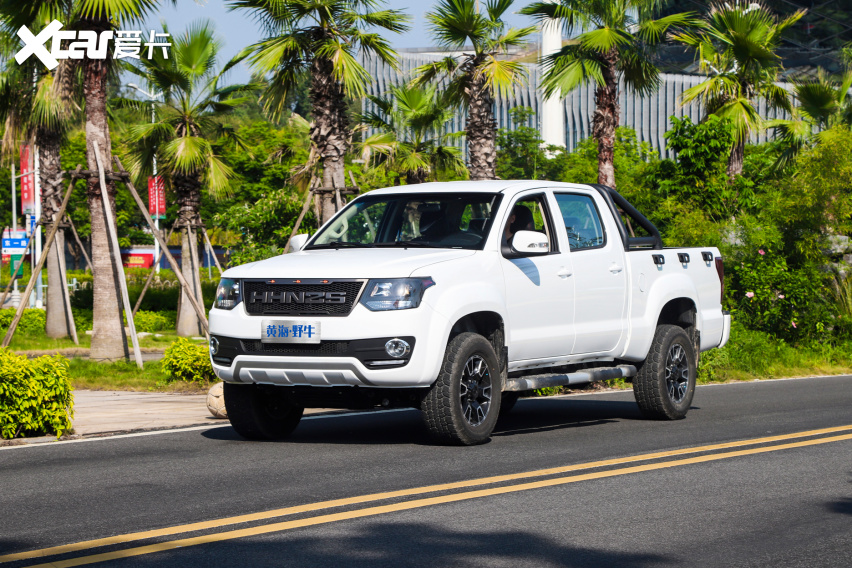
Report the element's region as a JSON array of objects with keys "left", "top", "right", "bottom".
[
  {"left": 209, "top": 336, "right": 219, "bottom": 355},
  {"left": 384, "top": 338, "right": 410, "bottom": 358}
]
